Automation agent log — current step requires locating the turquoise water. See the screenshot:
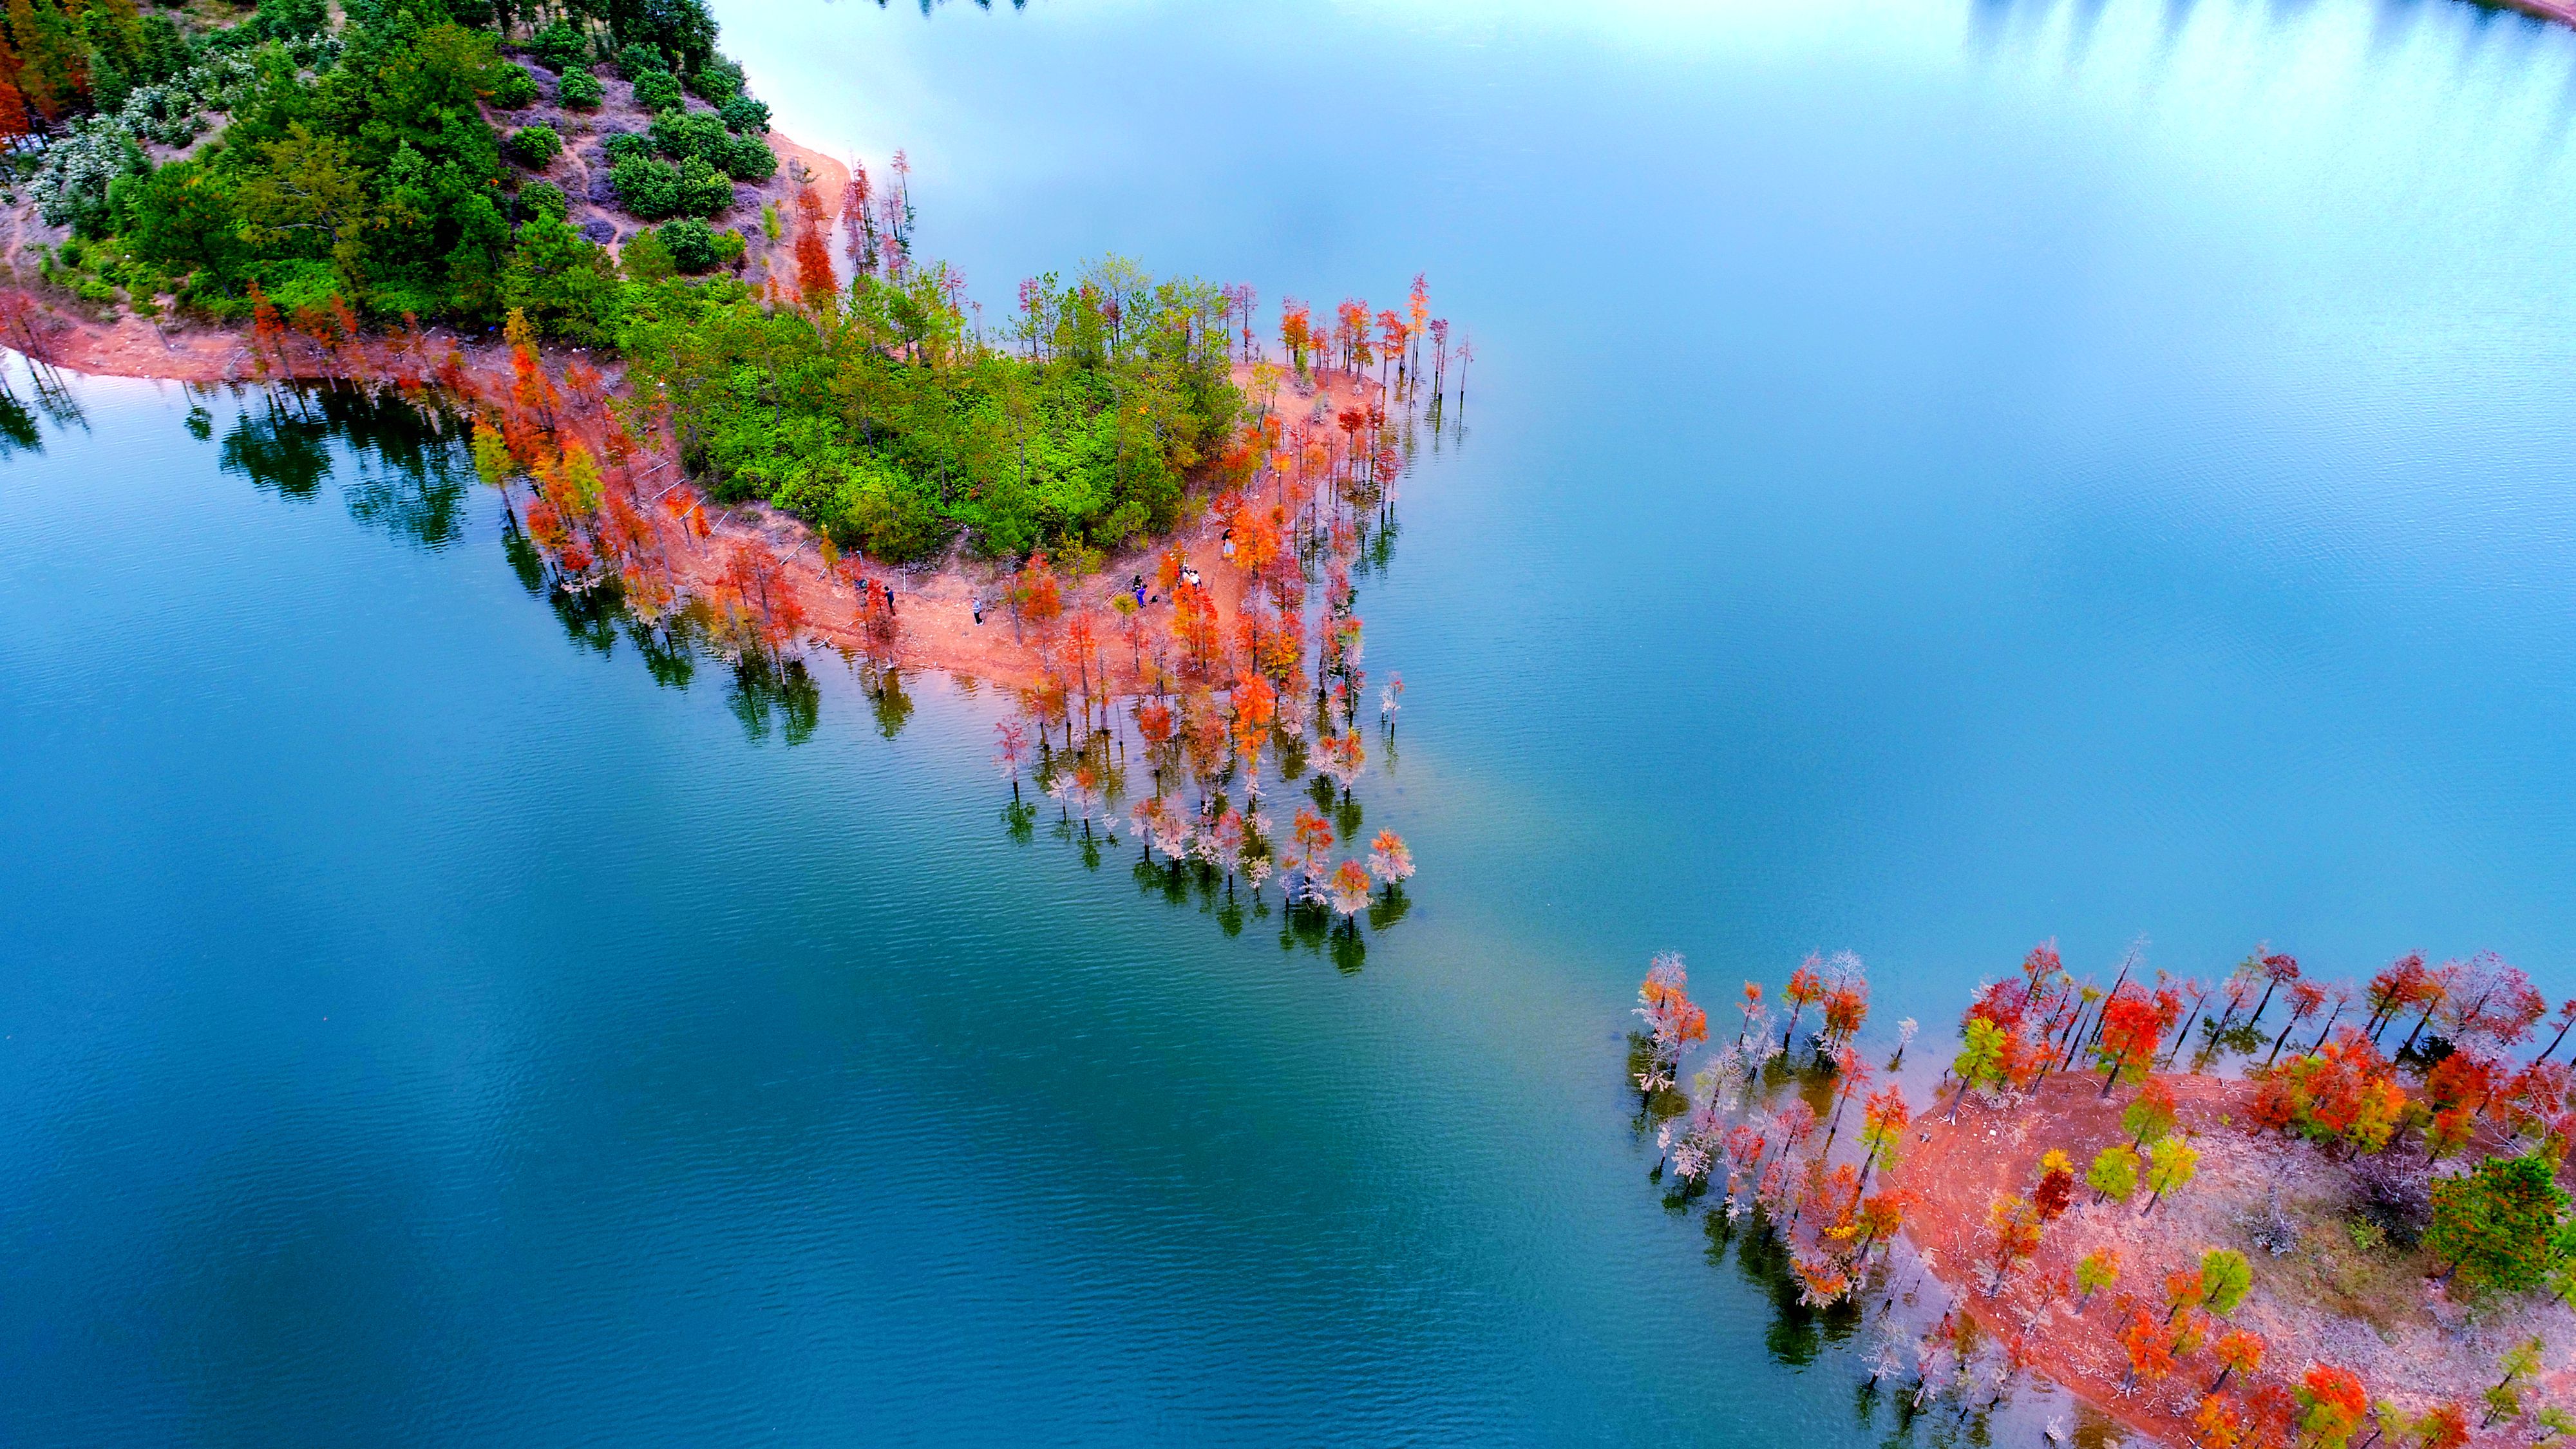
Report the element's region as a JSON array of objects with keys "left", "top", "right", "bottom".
[{"left": 10, "top": 0, "right": 2576, "bottom": 1441}]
